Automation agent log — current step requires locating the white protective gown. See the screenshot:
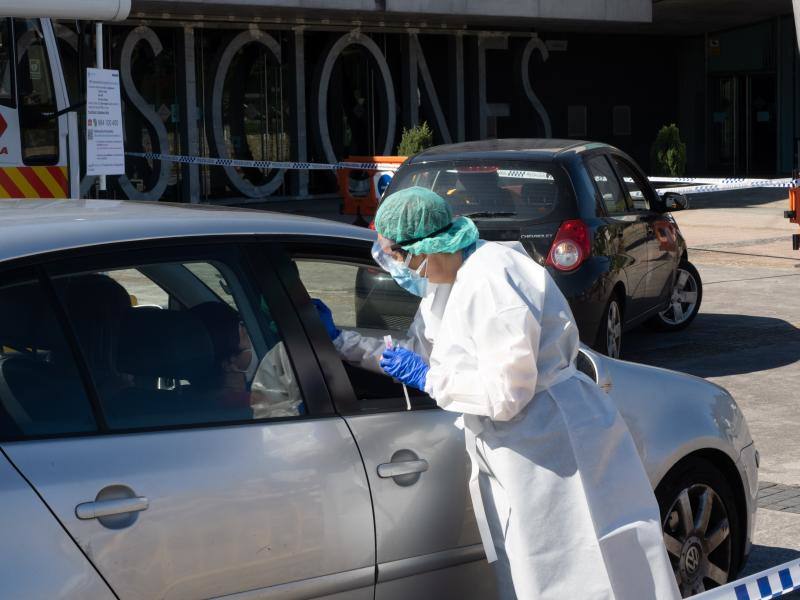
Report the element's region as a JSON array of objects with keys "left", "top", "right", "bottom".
[{"left": 337, "top": 241, "right": 680, "bottom": 600}]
